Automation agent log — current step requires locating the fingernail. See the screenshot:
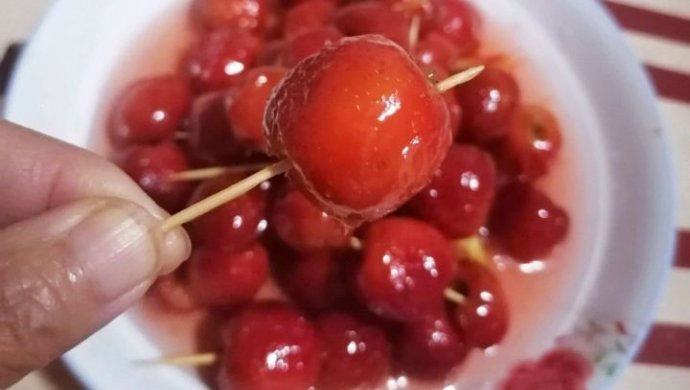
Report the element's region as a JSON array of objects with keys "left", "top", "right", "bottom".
[{"left": 68, "top": 201, "right": 191, "bottom": 301}]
